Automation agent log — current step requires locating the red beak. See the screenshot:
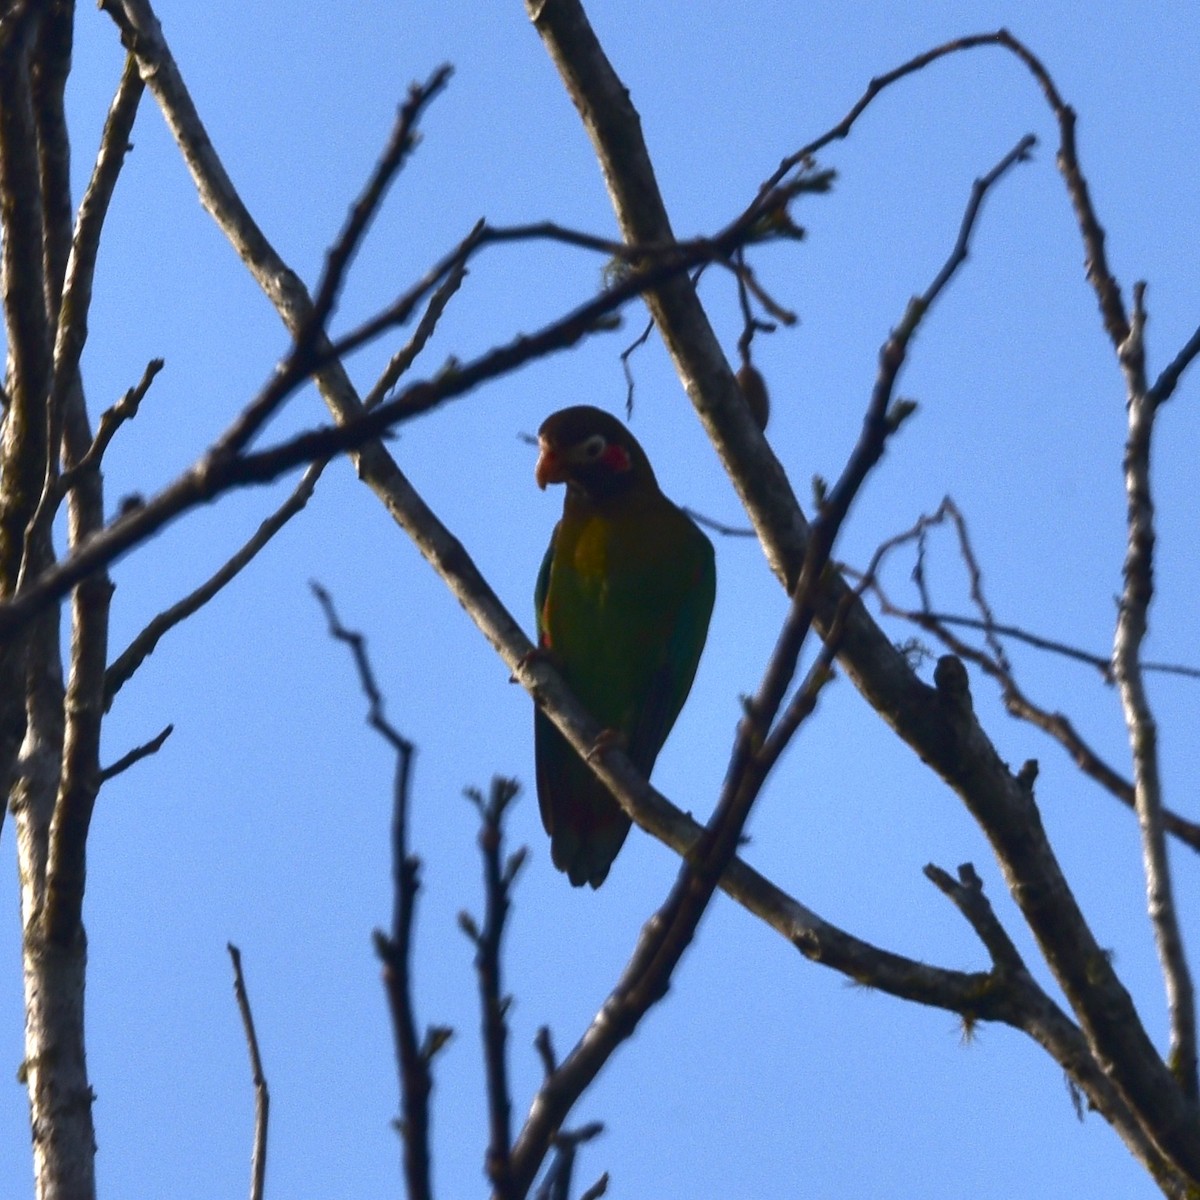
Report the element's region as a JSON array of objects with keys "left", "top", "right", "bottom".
[{"left": 535, "top": 439, "right": 568, "bottom": 489}]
